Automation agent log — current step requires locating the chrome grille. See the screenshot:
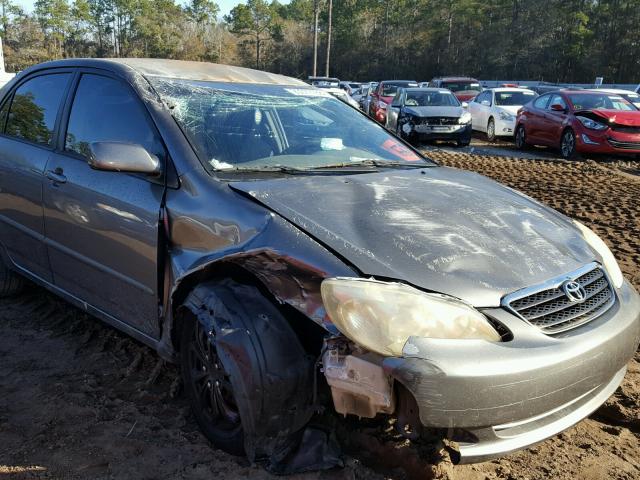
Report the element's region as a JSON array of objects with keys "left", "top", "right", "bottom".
[
  {"left": 503, "top": 263, "right": 615, "bottom": 334},
  {"left": 607, "top": 138, "right": 640, "bottom": 150},
  {"left": 421, "top": 117, "right": 459, "bottom": 126}
]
